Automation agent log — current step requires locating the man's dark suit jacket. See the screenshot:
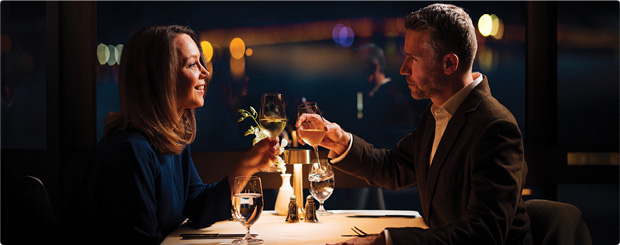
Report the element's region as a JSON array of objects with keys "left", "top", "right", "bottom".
[{"left": 334, "top": 76, "right": 533, "bottom": 244}]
